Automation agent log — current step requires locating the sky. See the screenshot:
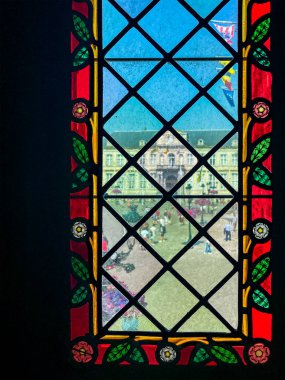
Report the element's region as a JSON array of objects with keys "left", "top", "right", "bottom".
[{"left": 103, "top": 0, "right": 239, "bottom": 135}]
